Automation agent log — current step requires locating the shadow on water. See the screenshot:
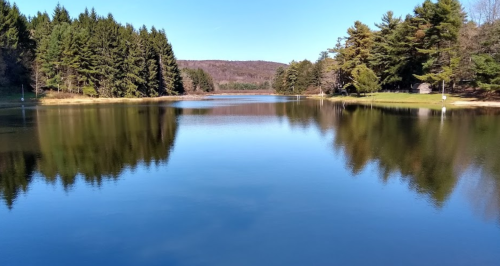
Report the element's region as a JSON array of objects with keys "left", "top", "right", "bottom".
[
  {"left": 1, "top": 98, "right": 500, "bottom": 224},
  {"left": 0, "top": 104, "right": 180, "bottom": 209}
]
